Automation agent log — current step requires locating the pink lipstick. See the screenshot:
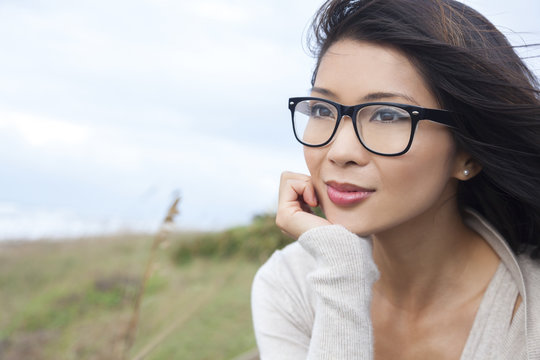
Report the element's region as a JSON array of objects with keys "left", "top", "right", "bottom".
[{"left": 326, "top": 182, "right": 374, "bottom": 206}]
